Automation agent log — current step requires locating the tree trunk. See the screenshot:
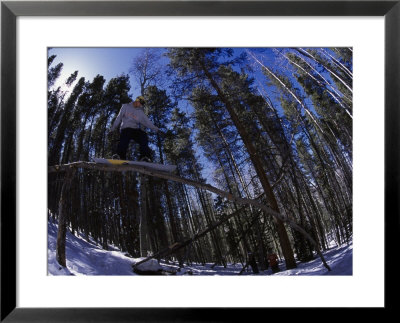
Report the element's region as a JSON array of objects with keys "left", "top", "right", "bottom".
[
  {"left": 56, "top": 168, "right": 76, "bottom": 267},
  {"left": 139, "top": 174, "right": 150, "bottom": 257}
]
